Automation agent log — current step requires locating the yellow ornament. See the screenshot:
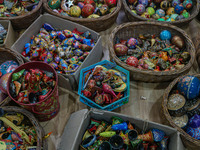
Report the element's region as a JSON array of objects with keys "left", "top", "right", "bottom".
[
  {"left": 166, "top": 7, "right": 174, "bottom": 15},
  {"left": 88, "top": 14, "right": 100, "bottom": 18},
  {"left": 70, "top": 6, "right": 81, "bottom": 17}
]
